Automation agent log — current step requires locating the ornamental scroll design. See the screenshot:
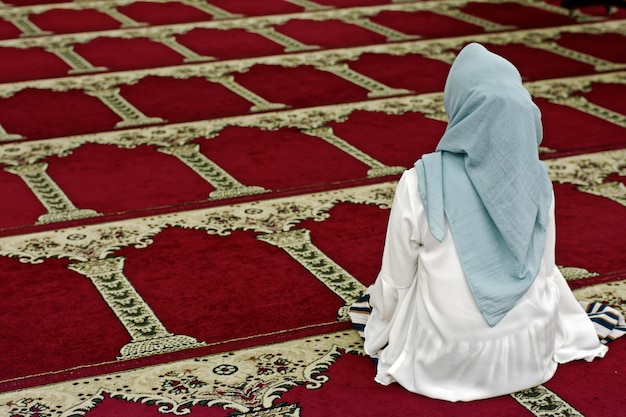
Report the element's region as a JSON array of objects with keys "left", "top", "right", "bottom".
[
  {"left": 2, "top": 185, "right": 394, "bottom": 342},
  {"left": 0, "top": 183, "right": 395, "bottom": 361},
  {"left": 528, "top": 75, "right": 626, "bottom": 129},
  {"left": 0, "top": 92, "right": 446, "bottom": 165},
  {"left": 0, "top": 328, "right": 588, "bottom": 417},
  {"left": 547, "top": 149, "right": 626, "bottom": 208},
  {"left": 0, "top": 331, "right": 365, "bottom": 417},
  {"left": 0, "top": 182, "right": 396, "bottom": 263},
  {"left": 0, "top": 225, "right": 165, "bottom": 264},
  {"left": 0, "top": 0, "right": 238, "bottom": 23},
  {"left": 2, "top": 70, "right": 625, "bottom": 166},
  {"left": 0, "top": 124, "right": 216, "bottom": 166},
  {"left": 0, "top": 0, "right": 588, "bottom": 51},
  {"left": 0, "top": 20, "right": 624, "bottom": 99}
]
